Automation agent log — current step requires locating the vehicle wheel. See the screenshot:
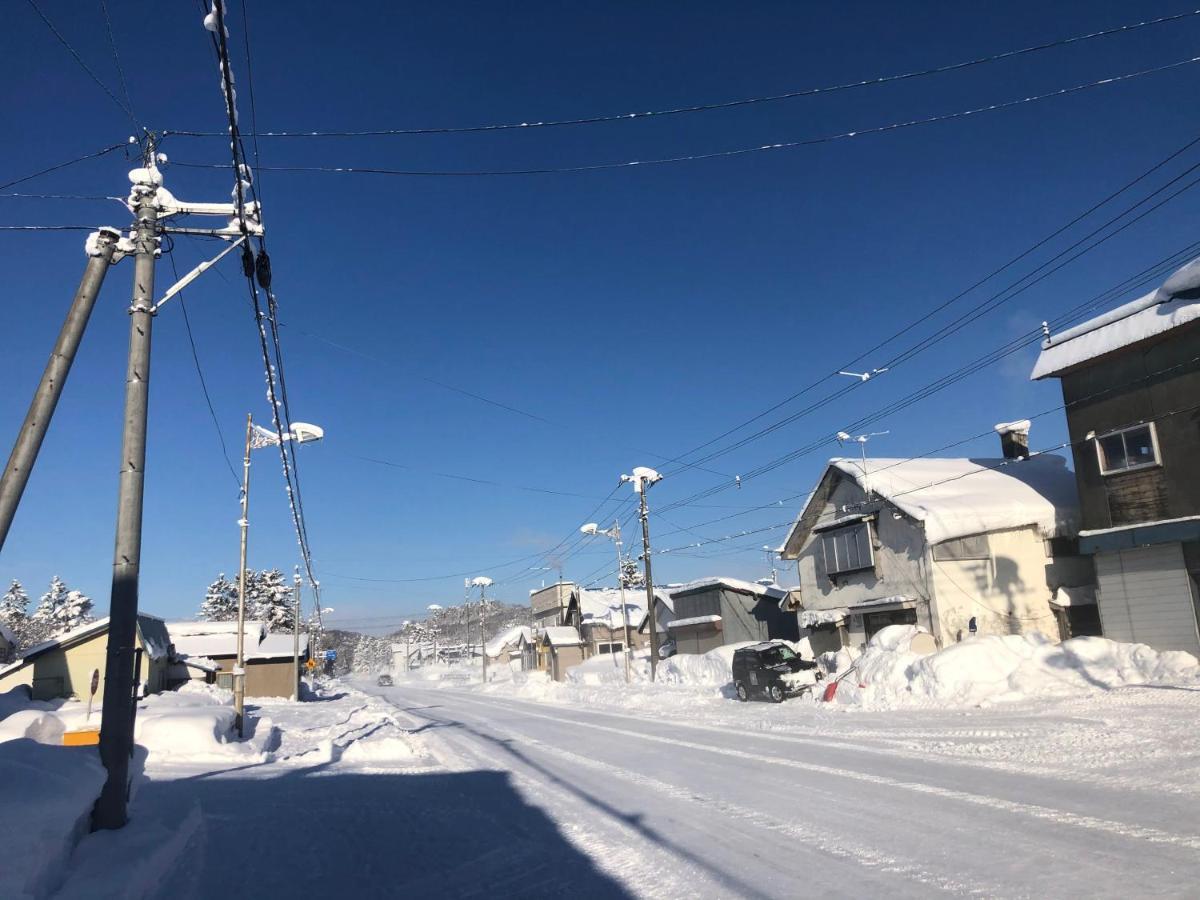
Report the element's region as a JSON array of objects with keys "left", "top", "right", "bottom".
[
  {"left": 768, "top": 684, "right": 785, "bottom": 703},
  {"left": 735, "top": 682, "right": 749, "bottom": 702}
]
